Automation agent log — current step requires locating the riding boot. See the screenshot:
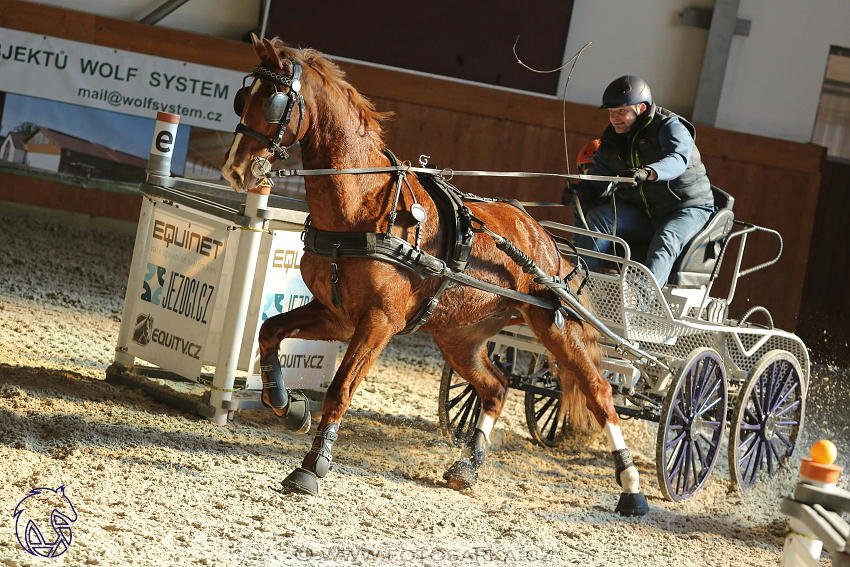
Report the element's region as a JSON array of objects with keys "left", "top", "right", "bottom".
[{"left": 260, "top": 351, "right": 311, "bottom": 433}]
